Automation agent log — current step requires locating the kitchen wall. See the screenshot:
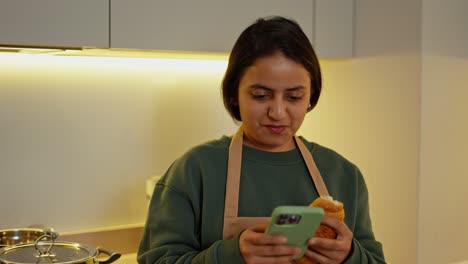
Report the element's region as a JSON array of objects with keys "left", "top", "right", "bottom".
[
  {"left": 418, "top": 1, "right": 468, "bottom": 264},
  {"left": 2, "top": 1, "right": 466, "bottom": 264},
  {"left": 0, "top": 54, "right": 237, "bottom": 231},
  {"left": 326, "top": 2, "right": 422, "bottom": 263}
]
